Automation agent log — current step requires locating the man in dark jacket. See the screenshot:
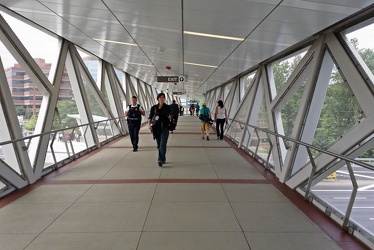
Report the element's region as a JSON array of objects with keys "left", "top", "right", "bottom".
[{"left": 170, "top": 100, "right": 179, "bottom": 132}]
